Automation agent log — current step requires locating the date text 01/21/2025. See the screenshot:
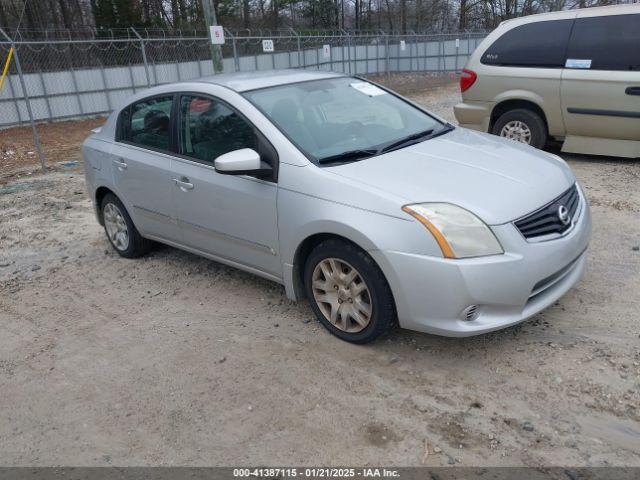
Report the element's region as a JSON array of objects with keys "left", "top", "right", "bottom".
[{"left": 232, "top": 468, "right": 400, "bottom": 478}]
